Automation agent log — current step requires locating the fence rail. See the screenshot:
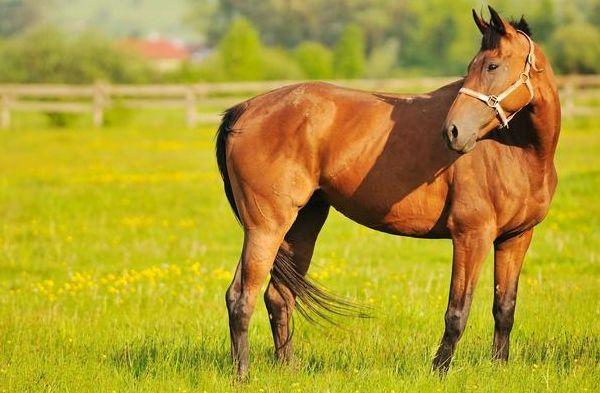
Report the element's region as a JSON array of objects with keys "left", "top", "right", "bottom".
[{"left": 0, "top": 75, "right": 598, "bottom": 128}]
